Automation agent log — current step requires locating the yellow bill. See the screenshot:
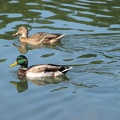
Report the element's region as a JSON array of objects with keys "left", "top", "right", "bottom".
[{"left": 10, "top": 61, "right": 18, "bottom": 67}]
